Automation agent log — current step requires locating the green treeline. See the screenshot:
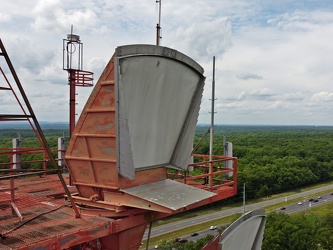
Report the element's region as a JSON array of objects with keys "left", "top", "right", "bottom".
[
  {"left": 262, "top": 209, "right": 333, "bottom": 250},
  {"left": 195, "top": 125, "right": 333, "bottom": 199},
  {"left": 1, "top": 125, "right": 333, "bottom": 199},
  {"left": 0, "top": 129, "right": 69, "bottom": 170},
  {"left": 154, "top": 235, "right": 214, "bottom": 250}
]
